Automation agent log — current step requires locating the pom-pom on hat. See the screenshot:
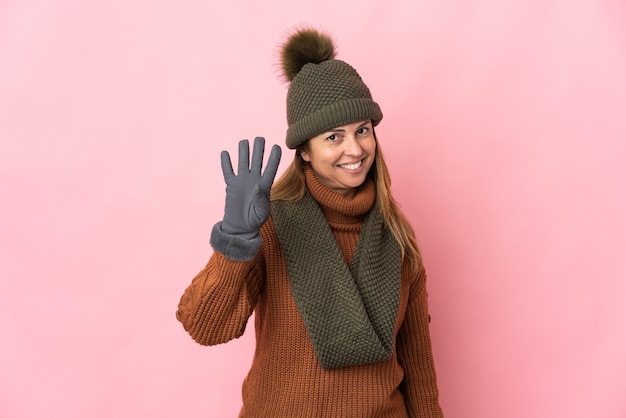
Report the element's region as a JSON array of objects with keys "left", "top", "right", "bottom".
[{"left": 280, "top": 28, "right": 383, "bottom": 149}]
